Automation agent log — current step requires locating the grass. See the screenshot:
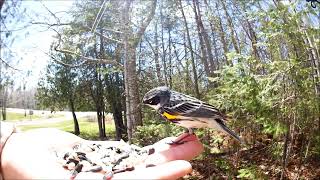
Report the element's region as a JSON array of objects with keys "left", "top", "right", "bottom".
[
  {"left": 3, "top": 112, "right": 41, "bottom": 121},
  {"left": 45, "top": 113, "right": 65, "bottom": 119},
  {"left": 18, "top": 118, "right": 115, "bottom": 140},
  {"left": 2, "top": 112, "right": 65, "bottom": 121}
]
